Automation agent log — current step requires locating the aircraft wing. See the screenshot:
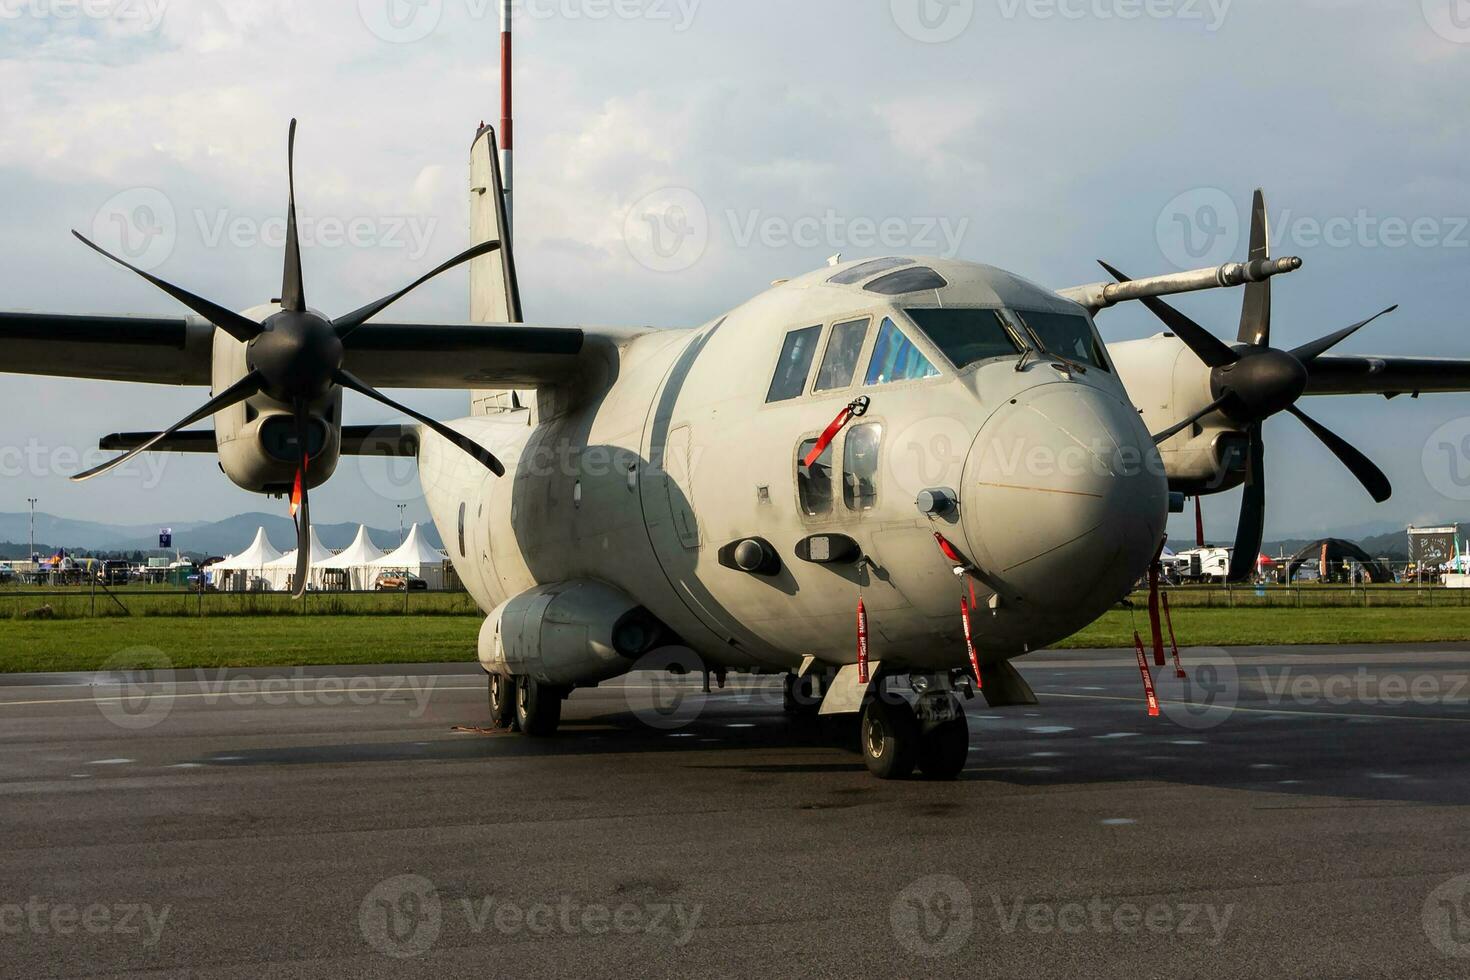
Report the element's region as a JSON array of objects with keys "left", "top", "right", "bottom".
[
  {"left": 1306, "top": 356, "right": 1470, "bottom": 397},
  {"left": 0, "top": 312, "right": 598, "bottom": 389}
]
